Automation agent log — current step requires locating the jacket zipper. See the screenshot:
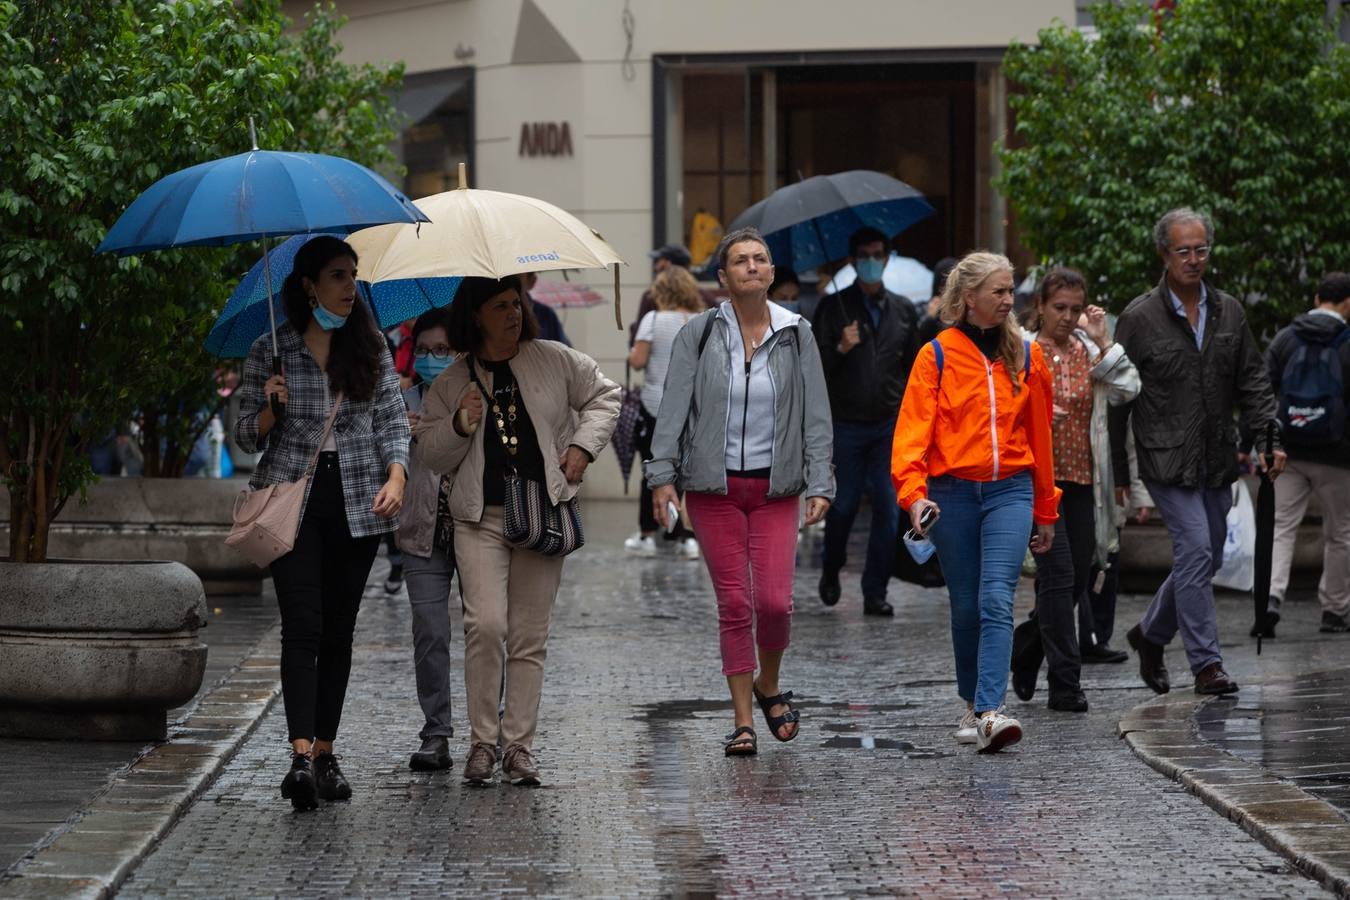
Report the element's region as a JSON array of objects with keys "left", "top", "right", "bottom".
[
  {"left": 986, "top": 359, "right": 1001, "bottom": 480},
  {"left": 741, "top": 359, "right": 751, "bottom": 471}
]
